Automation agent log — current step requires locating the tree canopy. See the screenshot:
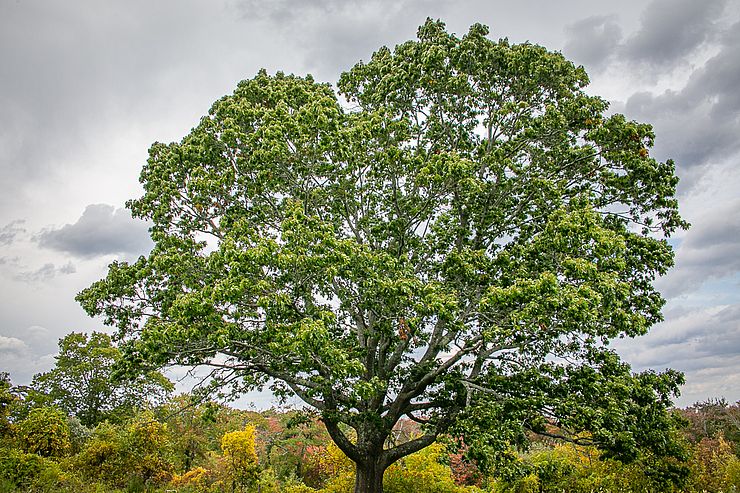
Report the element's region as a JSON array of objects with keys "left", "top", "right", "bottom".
[
  {"left": 31, "top": 332, "right": 172, "bottom": 427},
  {"left": 78, "top": 20, "right": 687, "bottom": 493}
]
